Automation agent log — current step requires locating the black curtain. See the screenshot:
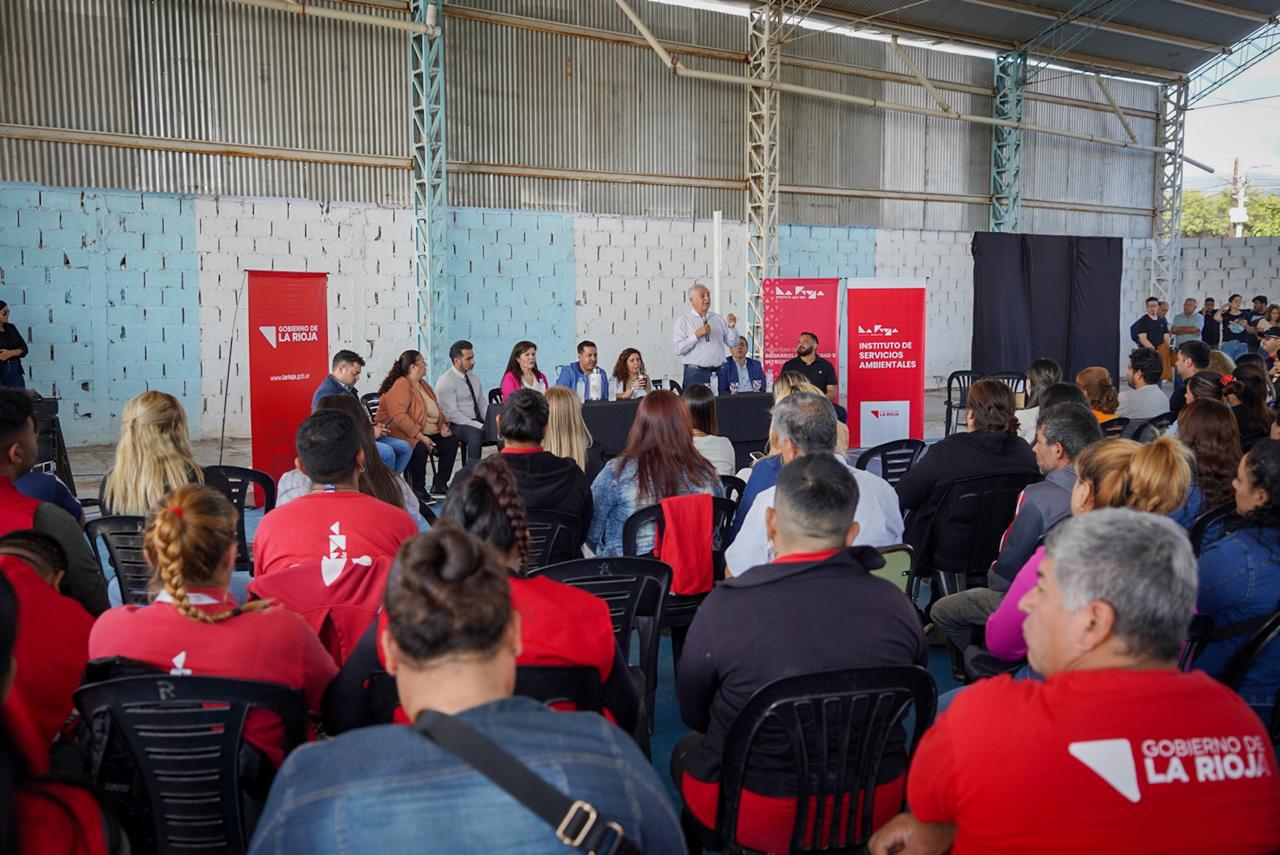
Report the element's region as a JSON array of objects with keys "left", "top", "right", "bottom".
[{"left": 971, "top": 232, "right": 1121, "bottom": 380}]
